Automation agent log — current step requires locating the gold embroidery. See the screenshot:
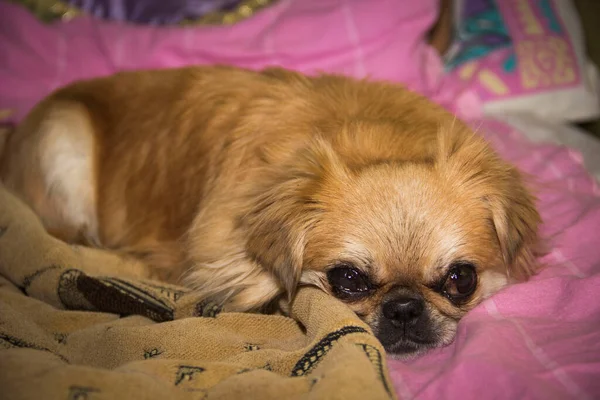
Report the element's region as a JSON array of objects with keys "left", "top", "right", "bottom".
[
  {"left": 458, "top": 61, "right": 478, "bottom": 80},
  {"left": 518, "top": 37, "right": 577, "bottom": 89},
  {"left": 478, "top": 69, "right": 510, "bottom": 95},
  {"left": 9, "top": 0, "right": 278, "bottom": 26},
  {"left": 513, "top": 0, "right": 543, "bottom": 36}
]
